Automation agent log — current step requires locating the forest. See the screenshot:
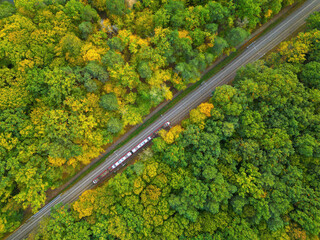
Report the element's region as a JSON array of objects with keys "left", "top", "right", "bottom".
[
  {"left": 27, "top": 12, "right": 320, "bottom": 240},
  {"left": 0, "top": 0, "right": 304, "bottom": 237}
]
